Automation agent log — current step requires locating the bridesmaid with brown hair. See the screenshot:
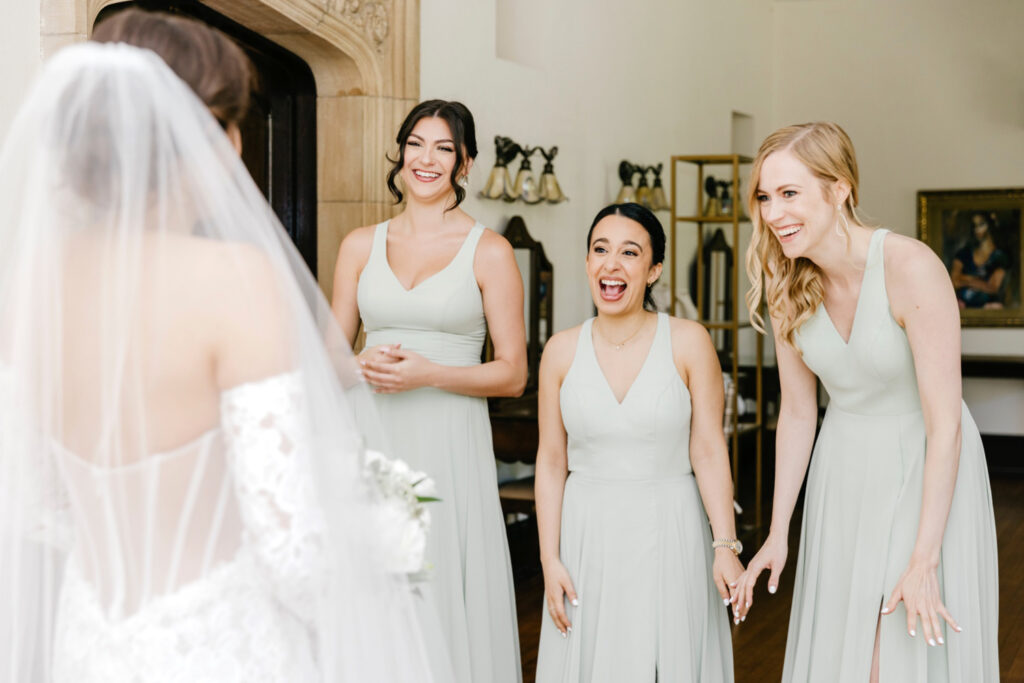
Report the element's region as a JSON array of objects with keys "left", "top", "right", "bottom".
[{"left": 332, "top": 100, "right": 526, "bottom": 683}]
